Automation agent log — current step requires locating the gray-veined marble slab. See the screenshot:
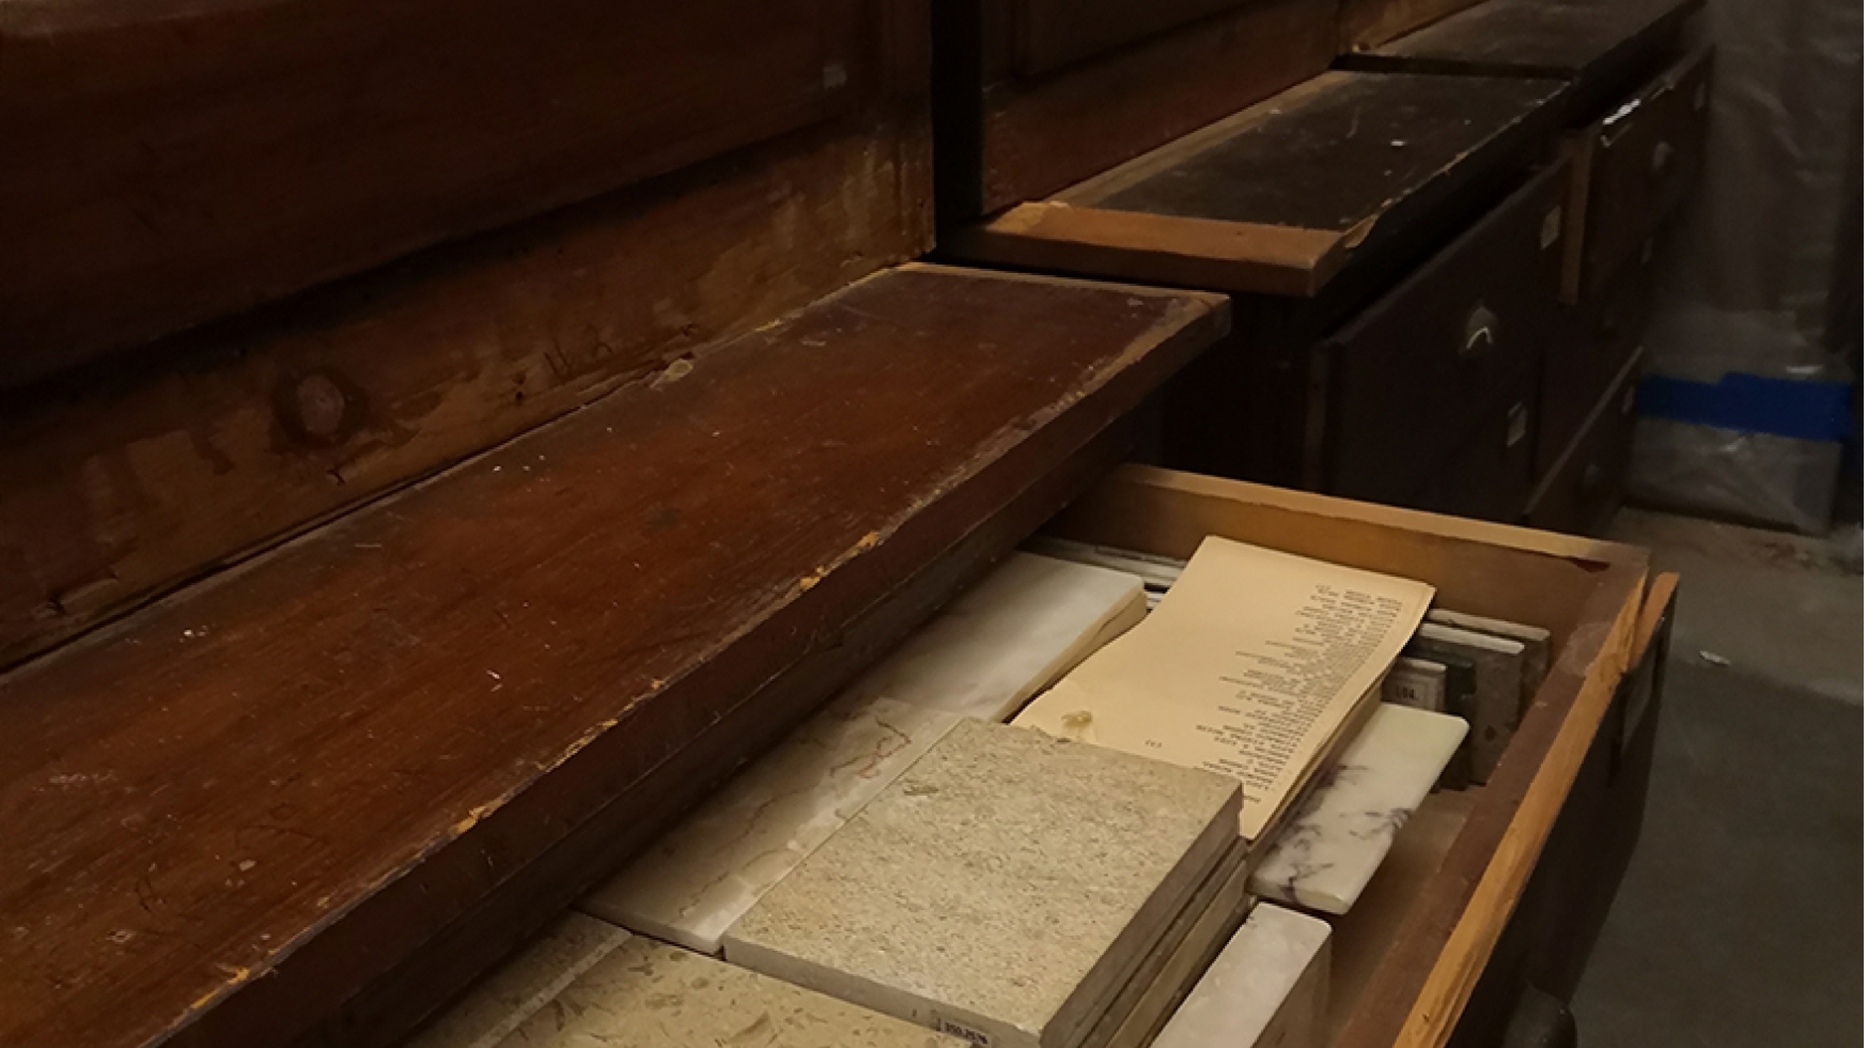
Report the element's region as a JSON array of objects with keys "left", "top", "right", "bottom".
[{"left": 1249, "top": 703, "right": 1467, "bottom": 915}]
